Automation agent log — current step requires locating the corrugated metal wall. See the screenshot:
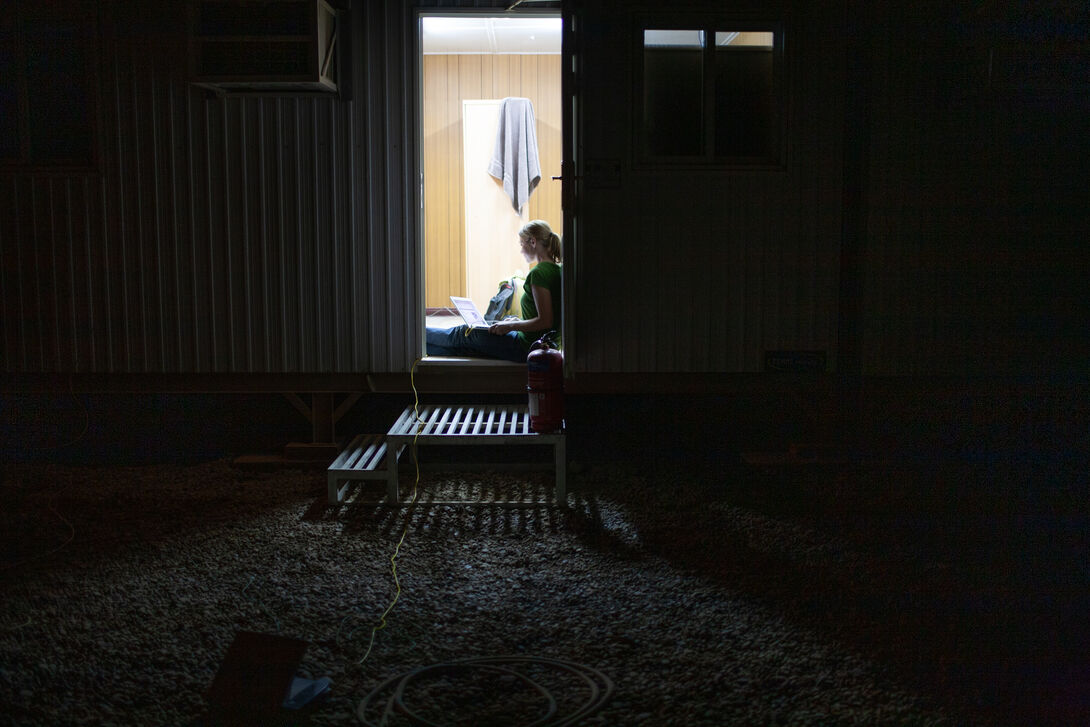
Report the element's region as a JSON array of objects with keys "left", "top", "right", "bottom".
[
  {"left": 4, "top": 0, "right": 1083, "bottom": 380},
  {"left": 571, "top": 0, "right": 845, "bottom": 373},
  {"left": 1, "top": 0, "right": 846, "bottom": 377},
  {"left": 1, "top": 0, "right": 421, "bottom": 374},
  {"left": 860, "top": 5, "right": 999, "bottom": 376},
  {"left": 858, "top": 2, "right": 1090, "bottom": 377}
]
